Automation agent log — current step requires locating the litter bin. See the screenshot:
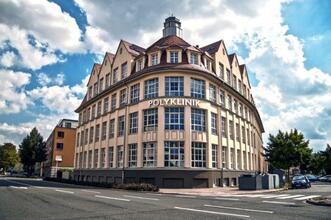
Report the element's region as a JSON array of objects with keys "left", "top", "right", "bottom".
[{"left": 239, "top": 174, "right": 262, "bottom": 190}]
